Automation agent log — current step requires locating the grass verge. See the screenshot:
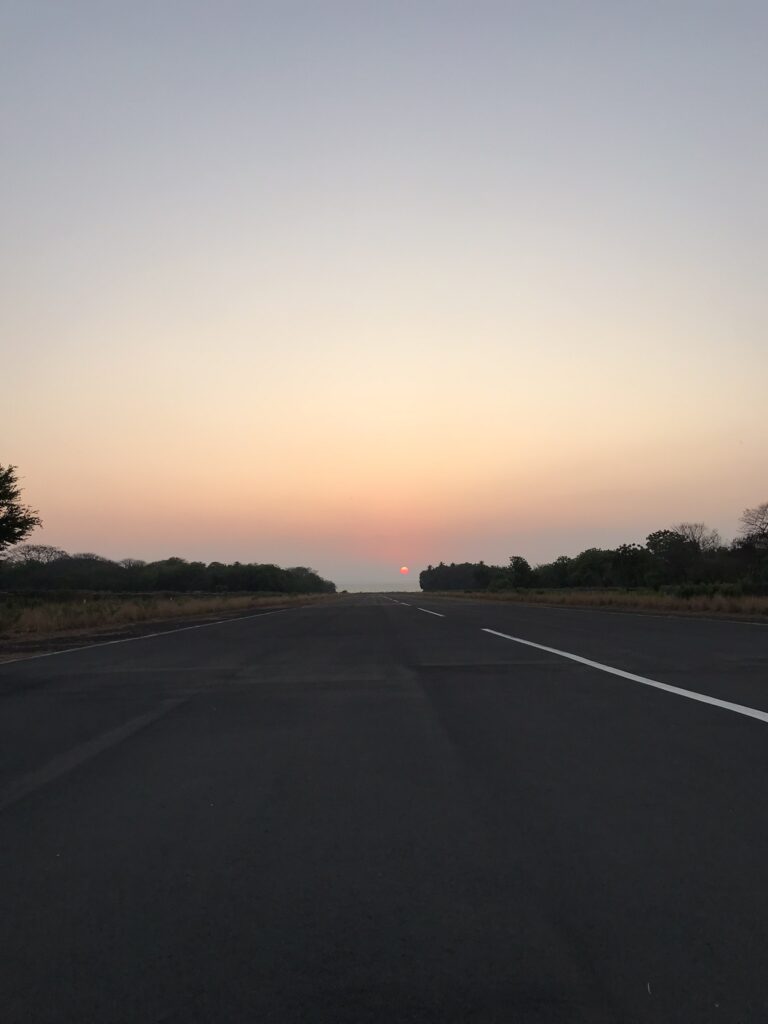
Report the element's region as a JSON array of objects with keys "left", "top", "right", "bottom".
[
  {"left": 0, "top": 592, "right": 334, "bottom": 640},
  {"left": 428, "top": 589, "right": 768, "bottom": 619}
]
